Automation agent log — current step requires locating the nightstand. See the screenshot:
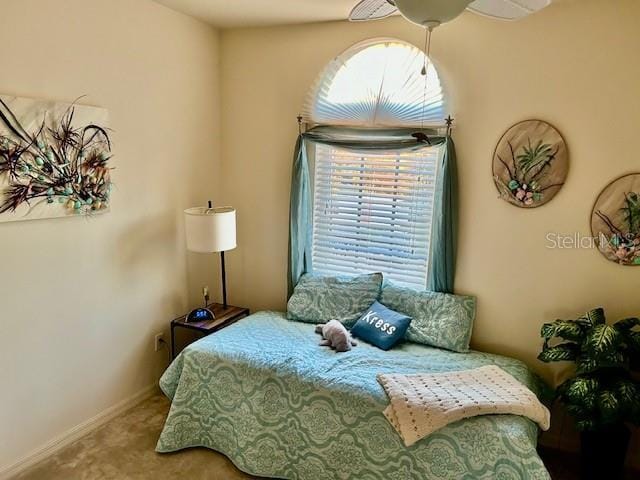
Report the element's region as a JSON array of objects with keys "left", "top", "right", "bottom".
[{"left": 170, "top": 303, "right": 250, "bottom": 359}]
